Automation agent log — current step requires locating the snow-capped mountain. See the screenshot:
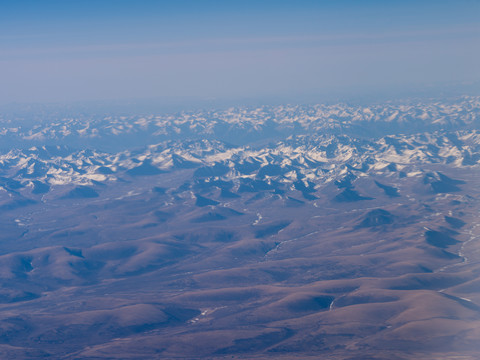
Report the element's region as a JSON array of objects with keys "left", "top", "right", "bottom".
[{"left": 0, "top": 96, "right": 479, "bottom": 201}]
